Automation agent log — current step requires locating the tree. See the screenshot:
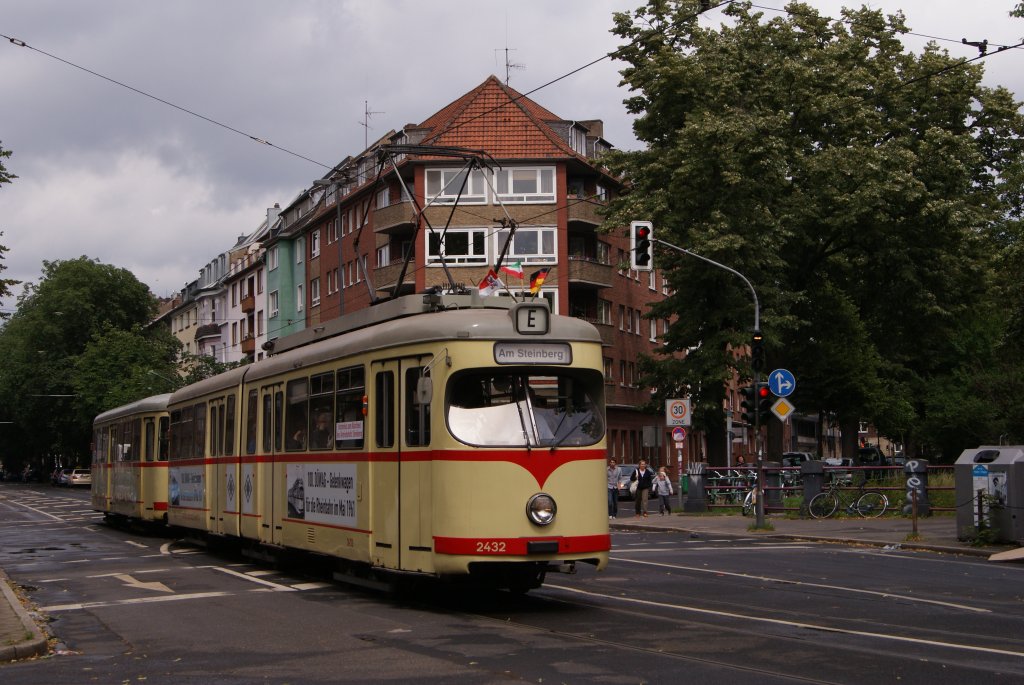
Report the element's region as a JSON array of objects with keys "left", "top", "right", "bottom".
[
  {"left": 0, "top": 142, "right": 19, "bottom": 310},
  {"left": 0, "top": 258, "right": 158, "bottom": 472},
  {"left": 603, "top": 1, "right": 1024, "bottom": 461}
]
